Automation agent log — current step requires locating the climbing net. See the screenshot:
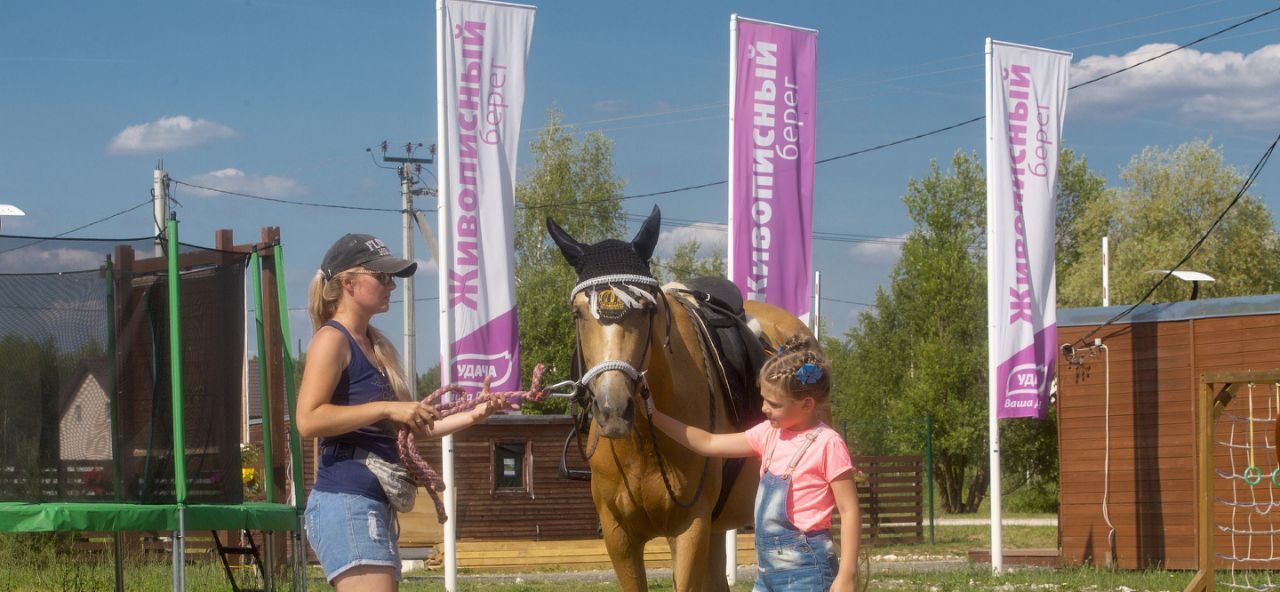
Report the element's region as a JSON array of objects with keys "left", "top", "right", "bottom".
[{"left": 1216, "top": 380, "right": 1280, "bottom": 591}]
